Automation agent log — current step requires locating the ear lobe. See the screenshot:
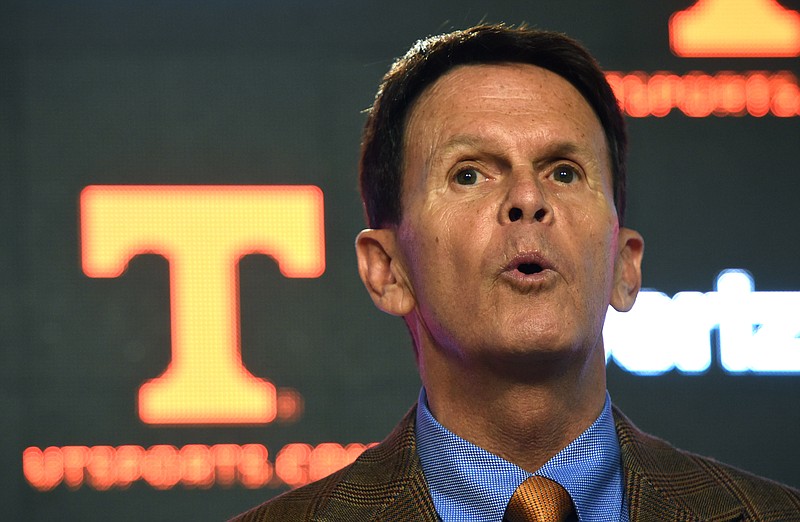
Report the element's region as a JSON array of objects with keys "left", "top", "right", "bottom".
[
  {"left": 355, "top": 229, "right": 416, "bottom": 316},
  {"left": 610, "top": 227, "right": 644, "bottom": 312}
]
